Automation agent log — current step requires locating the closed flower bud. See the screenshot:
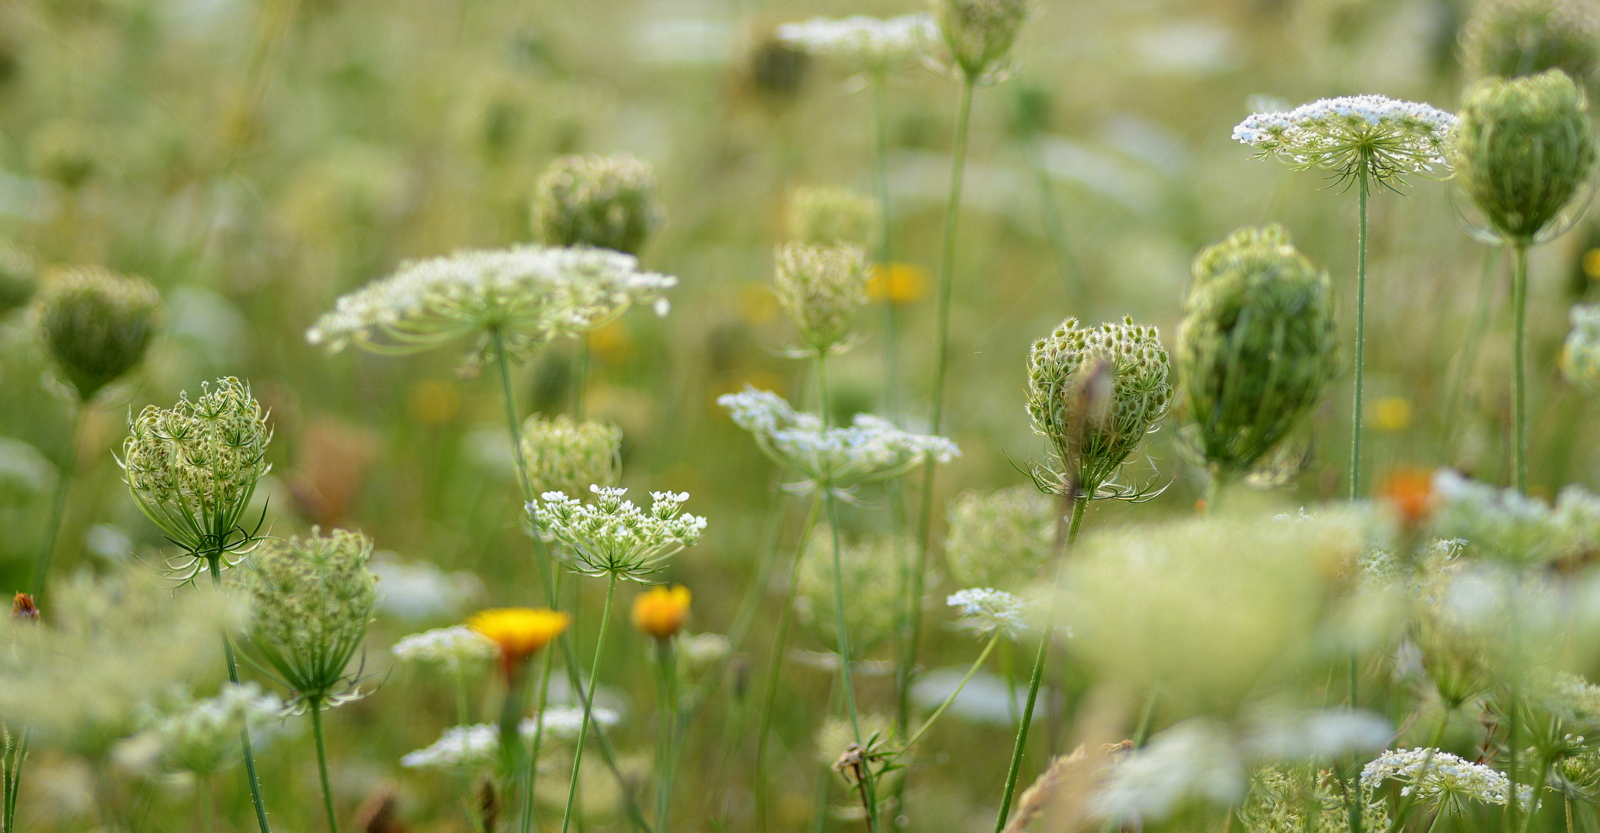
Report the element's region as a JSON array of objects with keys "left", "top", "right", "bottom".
[
  {"left": 931, "top": 0, "right": 1029, "bottom": 81},
  {"left": 533, "top": 154, "right": 664, "bottom": 256},
  {"left": 244, "top": 528, "right": 378, "bottom": 706},
  {"left": 1177, "top": 226, "right": 1339, "bottom": 478},
  {"left": 631, "top": 584, "right": 690, "bottom": 641},
  {"left": 1453, "top": 69, "right": 1597, "bottom": 243},
  {"left": 788, "top": 186, "right": 878, "bottom": 248},
  {"left": 1026, "top": 316, "right": 1171, "bottom": 498},
  {"left": 519, "top": 414, "right": 622, "bottom": 496},
  {"left": 1462, "top": 0, "right": 1600, "bottom": 84},
  {"left": 32, "top": 266, "right": 161, "bottom": 402},
  {"left": 0, "top": 240, "right": 39, "bottom": 316},
  {"left": 772, "top": 241, "right": 871, "bottom": 356}
]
